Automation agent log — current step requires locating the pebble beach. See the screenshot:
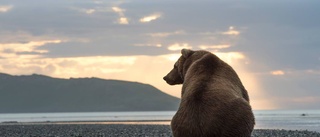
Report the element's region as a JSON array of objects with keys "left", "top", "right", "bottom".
[{"left": 1, "top": 123, "right": 320, "bottom": 137}]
